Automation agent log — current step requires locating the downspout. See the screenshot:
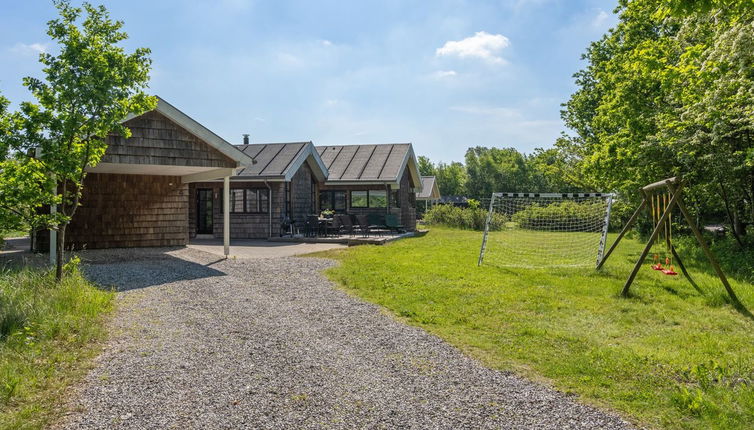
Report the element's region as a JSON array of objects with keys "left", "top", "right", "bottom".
[{"left": 265, "top": 180, "right": 273, "bottom": 238}]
